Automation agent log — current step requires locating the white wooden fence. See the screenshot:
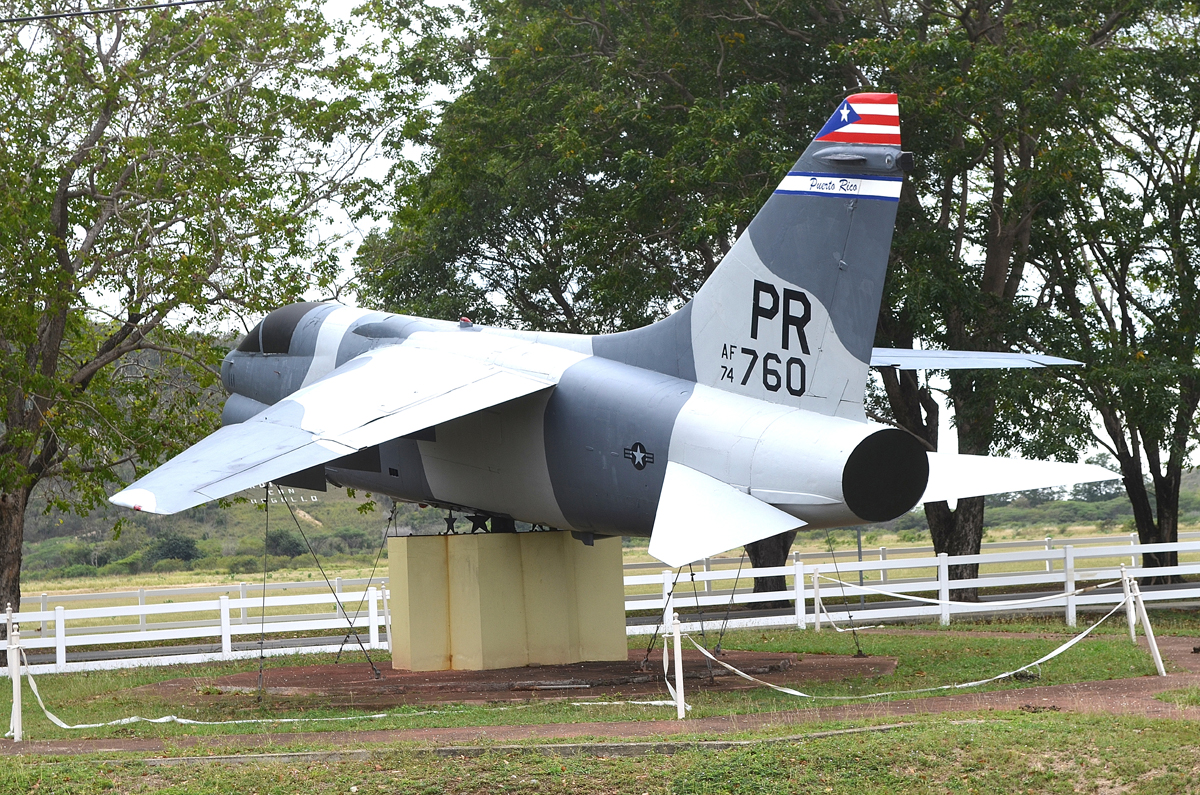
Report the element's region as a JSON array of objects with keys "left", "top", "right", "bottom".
[
  {"left": 8, "top": 537, "right": 1200, "bottom": 673},
  {"left": 625, "top": 539, "right": 1200, "bottom": 636},
  {"left": 11, "top": 587, "right": 389, "bottom": 675}
]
